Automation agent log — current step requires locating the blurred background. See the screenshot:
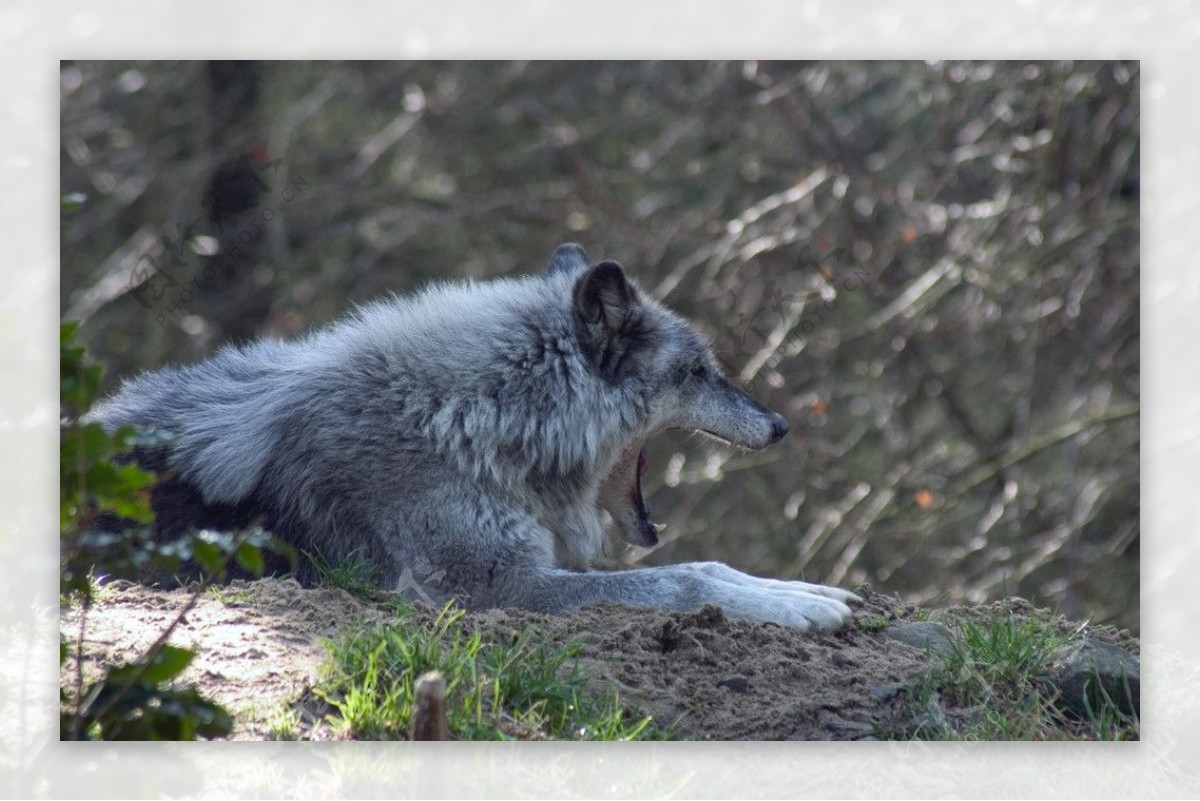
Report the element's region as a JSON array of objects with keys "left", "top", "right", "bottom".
[{"left": 60, "top": 61, "right": 1139, "bottom": 631}]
